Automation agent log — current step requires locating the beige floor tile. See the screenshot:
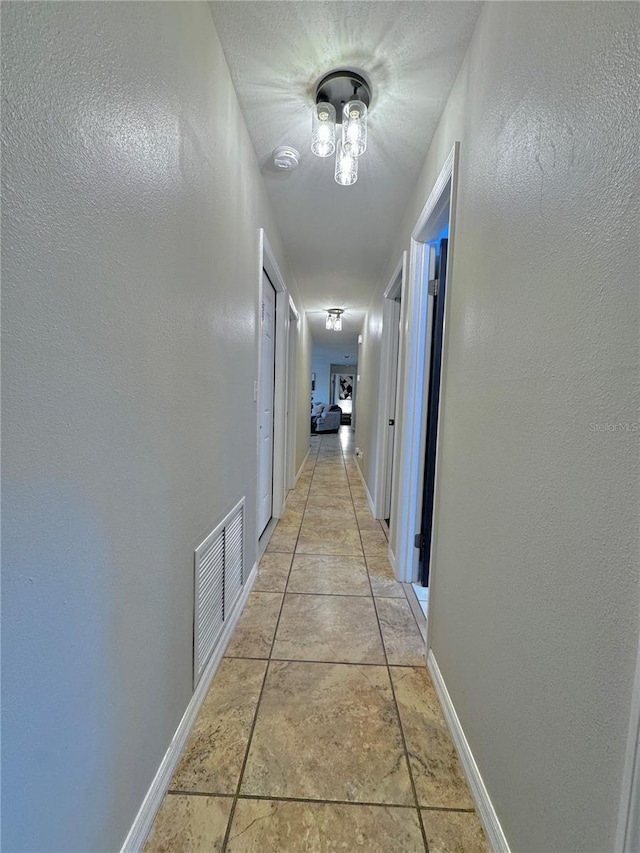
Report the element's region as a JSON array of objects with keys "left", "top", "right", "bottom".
[
  {"left": 352, "top": 498, "right": 372, "bottom": 511},
  {"left": 368, "top": 556, "right": 406, "bottom": 598},
  {"left": 241, "top": 661, "right": 414, "bottom": 804},
  {"left": 265, "top": 526, "right": 298, "bottom": 553},
  {"left": 255, "top": 552, "right": 292, "bottom": 592},
  {"left": 350, "top": 484, "right": 367, "bottom": 493},
  {"left": 311, "top": 473, "right": 348, "bottom": 480},
  {"left": 391, "top": 667, "right": 475, "bottom": 810},
  {"left": 299, "top": 516, "right": 360, "bottom": 534},
  {"left": 225, "top": 592, "right": 283, "bottom": 658},
  {"left": 272, "top": 593, "right": 384, "bottom": 663},
  {"left": 422, "top": 809, "right": 488, "bottom": 853},
  {"left": 375, "top": 597, "right": 425, "bottom": 665},
  {"left": 170, "top": 658, "right": 266, "bottom": 794},
  {"left": 312, "top": 483, "right": 349, "bottom": 490},
  {"left": 227, "top": 799, "right": 426, "bottom": 852},
  {"left": 277, "top": 509, "right": 304, "bottom": 529},
  {"left": 283, "top": 498, "right": 307, "bottom": 515},
  {"left": 302, "top": 506, "right": 358, "bottom": 527},
  {"left": 287, "top": 554, "right": 370, "bottom": 596},
  {"left": 360, "top": 529, "right": 389, "bottom": 557},
  {"left": 357, "top": 516, "right": 384, "bottom": 532},
  {"left": 304, "top": 500, "right": 354, "bottom": 513},
  {"left": 309, "top": 480, "right": 350, "bottom": 492},
  {"left": 307, "top": 491, "right": 352, "bottom": 506},
  {"left": 143, "top": 794, "right": 232, "bottom": 853},
  {"left": 296, "top": 526, "right": 363, "bottom": 556}
]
